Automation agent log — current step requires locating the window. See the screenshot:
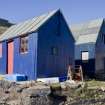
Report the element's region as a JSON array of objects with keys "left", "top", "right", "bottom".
[
  {"left": 81, "top": 51, "right": 89, "bottom": 62},
  {"left": 0, "top": 43, "right": 2, "bottom": 58},
  {"left": 51, "top": 47, "right": 58, "bottom": 55},
  {"left": 20, "top": 36, "right": 28, "bottom": 54}
]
